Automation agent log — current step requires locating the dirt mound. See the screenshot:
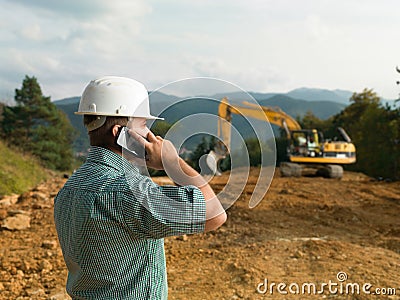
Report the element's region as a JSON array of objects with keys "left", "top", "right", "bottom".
[{"left": 0, "top": 170, "right": 399, "bottom": 299}]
